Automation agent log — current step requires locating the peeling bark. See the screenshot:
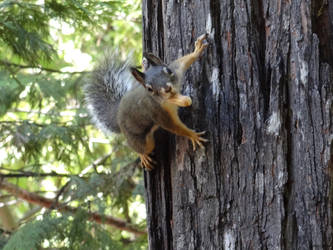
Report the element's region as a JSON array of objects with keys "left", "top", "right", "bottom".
[{"left": 142, "top": 0, "right": 333, "bottom": 249}]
